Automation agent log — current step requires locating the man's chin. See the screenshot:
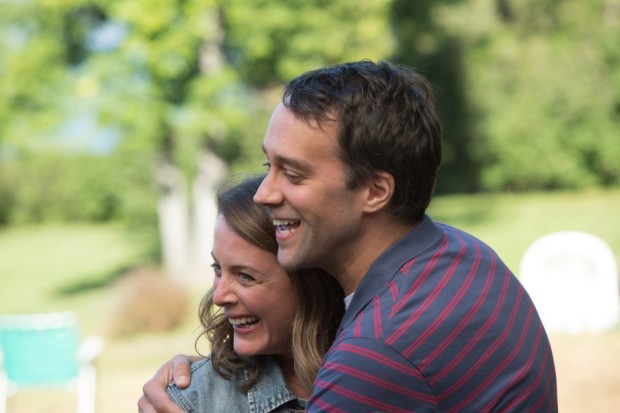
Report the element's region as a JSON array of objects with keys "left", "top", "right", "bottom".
[{"left": 277, "top": 249, "right": 303, "bottom": 272}]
